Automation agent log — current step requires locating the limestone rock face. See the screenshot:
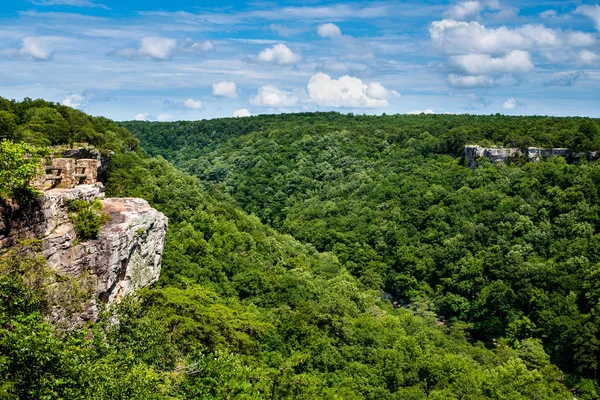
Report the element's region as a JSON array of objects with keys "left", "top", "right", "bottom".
[
  {"left": 465, "top": 145, "right": 599, "bottom": 169},
  {"left": 0, "top": 185, "right": 167, "bottom": 326},
  {"left": 0, "top": 184, "right": 104, "bottom": 249},
  {"left": 464, "top": 145, "right": 520, "bottom": 169}
]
